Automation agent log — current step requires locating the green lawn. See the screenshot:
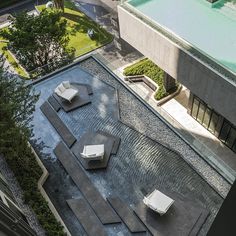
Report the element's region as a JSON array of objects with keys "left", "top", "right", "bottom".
[
  {"left": 0, "top": 1, "right": 112, "bottom": 78},
  {"left": 36, "top": 1, "right": 113, "bottom": 57},
  {"left": 0, "top": 37, "right": 28, "bottom": 78}
]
